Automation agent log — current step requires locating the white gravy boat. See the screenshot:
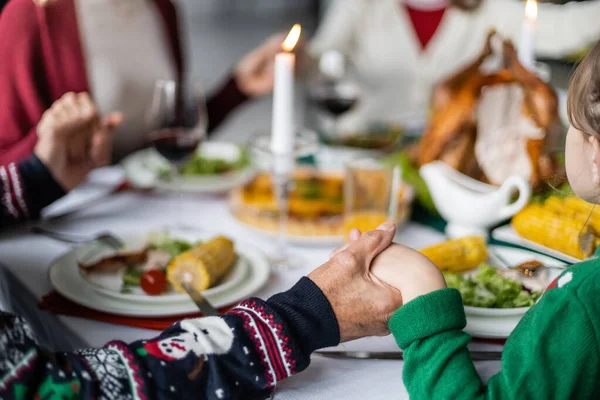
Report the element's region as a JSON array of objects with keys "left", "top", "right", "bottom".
[{"left": 420, "top": 161, "right": 531, "bottom": 238}]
